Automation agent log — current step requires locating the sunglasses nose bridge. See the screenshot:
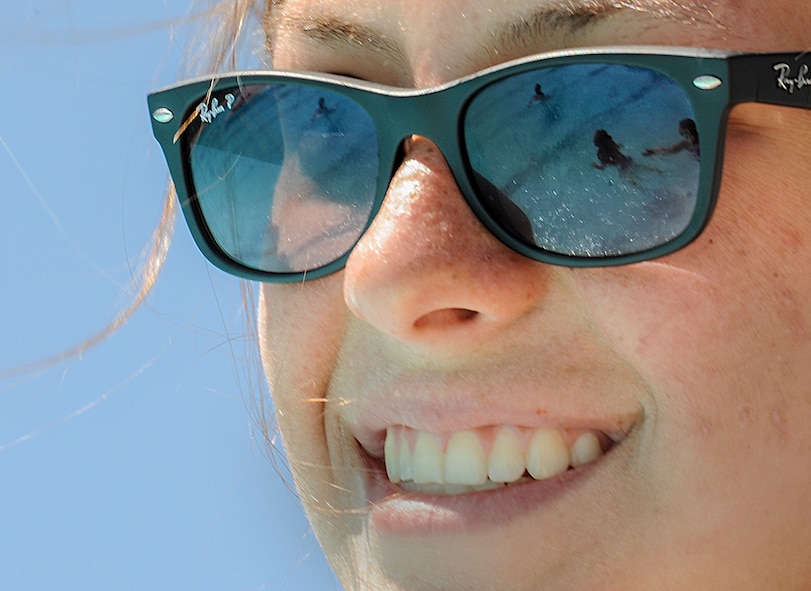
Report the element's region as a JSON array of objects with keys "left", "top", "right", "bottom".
[{"left": 376, "top": 90, "right": 470, "bottom": 191}]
